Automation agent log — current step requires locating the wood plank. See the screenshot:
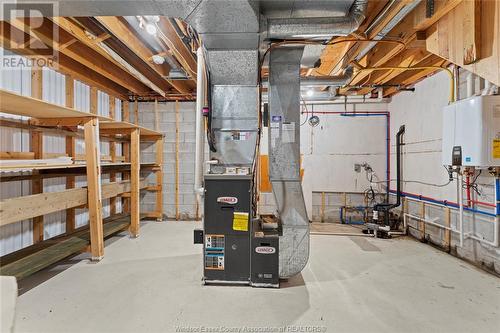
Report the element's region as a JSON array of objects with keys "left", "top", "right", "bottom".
[
  {"left": 0, "top": 215, "right": 131, "bottom": 279},
  {"left": 444, "top": 207, "right": 451, "bottom": 251},
  {"left": 31, "top": 67, "right": 43, "bottom": 99},
  {"left": 0, "top": 21, "right": 129, "bottom": 99},
  {"left": 65, "top": 74, "right": 76, "bottom": 233},
  {"left": 0, "top": 89, "right": 108, "bottom": 120},
  {"left": 129, "top": 128, "right": 140, "bottom": 236},
  {"left": 30, "top": 67, "right": 44, "bottom": 243},
  {"left": 382, "top": 57, "right": 448, "bottom": 96},
  {"left": 90, "top": 86, "right": 98, "bottom": 115},
  {"left": 109, "top": 97, "right": 117, "bottom": 215},
  {"left": 84, "top": 118, "right": 104, "bottom": 260},
  {"left": 0, "top": 179, "right": 147, "bottom": 226},
  {"left": 413, "top": 0, "right": 463, "bottom": 31},
  {"left": 0, "top": 188, "right": 88, "bottom": 226},
  {"left": 93, "top": 16, "right": 187, "bottom": 94},
  {"left": 0, "top": 152, "right": 35, "bottom": 159},
  {"left": 155, "top": 136, "right": 163, "bottom": 220},
  {"left": 91, "top": 16, "right": 193, "bottom": 95},
  {"left": 134, "top": 98, "right": 138, "bottom": 125},
  {"left": 10, "top": 17, "right": 150, "bottom": 95},
  {"left": 30, "top": 117, "right": 95, "bottom": 127},
  {"left": 122, "top": 100, "right": 130, "bottom": 122},
  {"left": 426, "top": 0, "right": 499, "bottom": 85},
  {"left": 157, "top": 18, "right": 197, "bottom": 80},
  {"left": 462, "top": 0, "right": 481, "bottom": 65}
]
